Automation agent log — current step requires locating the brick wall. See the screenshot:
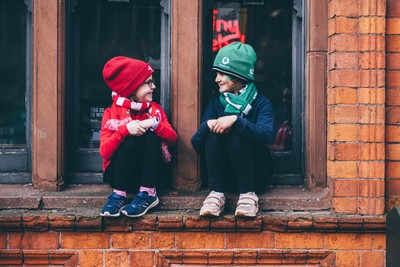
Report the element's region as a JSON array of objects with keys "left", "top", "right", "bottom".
[
  {"left": 0, "top": 212, "right": 386, "bottom": 266},
  {"left": 386, "top": 0, "right": 400, "bottom": 211},
  {"left": 327, "top": 0, "right": 386, "bottom": 215}
]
